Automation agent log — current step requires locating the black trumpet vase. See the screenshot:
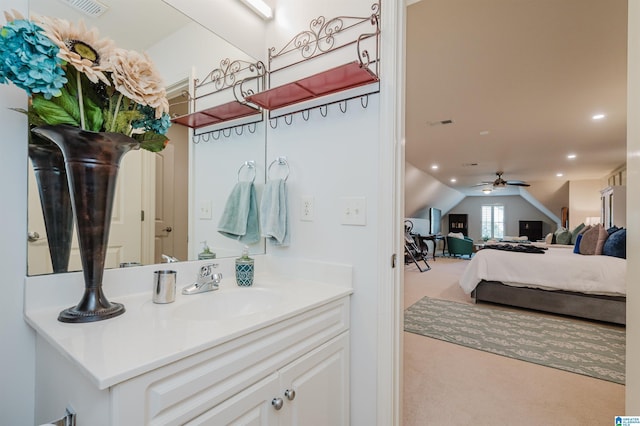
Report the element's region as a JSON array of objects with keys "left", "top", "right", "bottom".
[
  {"left": 28, "top": 140, "right": 74, "bottom": 273},
  {"left": 32, "top": 125, "right": 140, "bottom": 323}
]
